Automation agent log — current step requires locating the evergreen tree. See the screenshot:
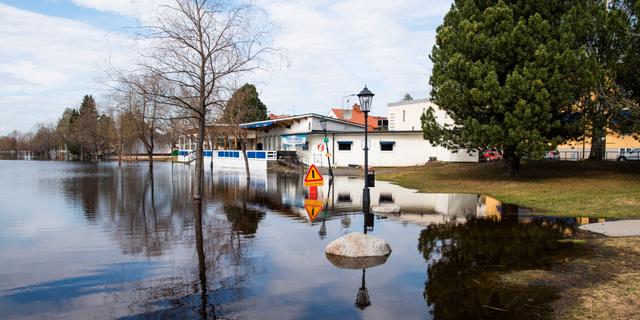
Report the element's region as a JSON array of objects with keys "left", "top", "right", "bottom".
[
  {"left": 403, "top": 93, "right": 414, "bottom": 101},
  {"left": 615, "top": 0, "right": 640, "bottom": 139},
  {"left": 223, "top": 84, "right": 268, "bottom": 123},
  {"left": 568, "top": 1, "right": 635, "bottom": 159},
  {"left": 425, "top": 0, "right": 591, "bottom": 176},
  {"left": 74, "top": 95, "right": 99, "bottom": 161}
]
